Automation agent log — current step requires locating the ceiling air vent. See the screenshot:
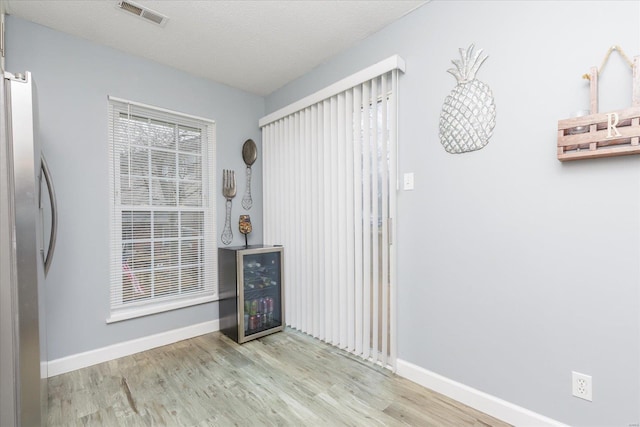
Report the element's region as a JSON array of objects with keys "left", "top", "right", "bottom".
[{"left": 116, "top": 1, "right": 168, "bottom": 26}]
